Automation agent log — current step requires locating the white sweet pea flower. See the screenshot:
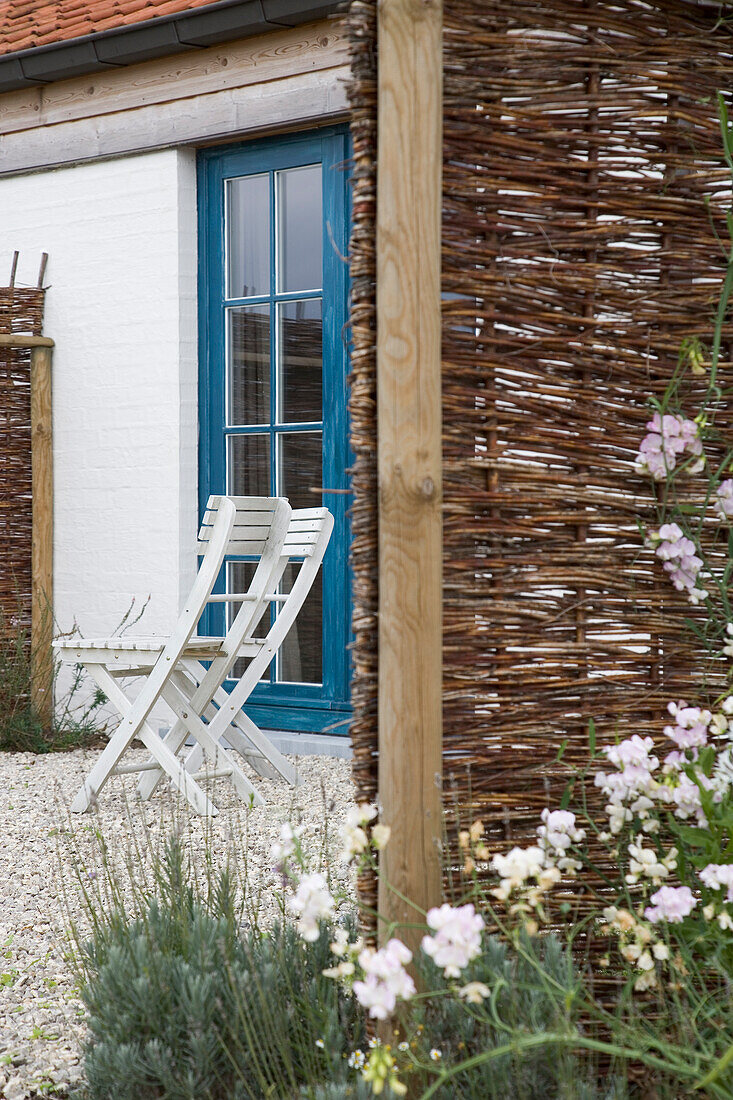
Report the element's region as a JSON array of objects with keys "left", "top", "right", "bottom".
[
  {"left": 458, "top": 981, "right": 490, "bottom": 1003},
  {"left": 346, "top": 803, "right": 379, "bottom": 827},
  {"left": 421, "top": 903, "right": 484, "bottom": 978},
  {"left": 288, "top": 873, "right": 335, "bottom": 942},
  {"left": 340, "top": 823, "right": 369, "bottom": 862},
  {"left": 353, "top": 939, "right": 415, "bottom": 1020},
  {"left": 270, "top": 821, "right": 303, "bottom": 865},
  {"left": 537, "top": 809, "right": 585, "bottom": 873}
]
